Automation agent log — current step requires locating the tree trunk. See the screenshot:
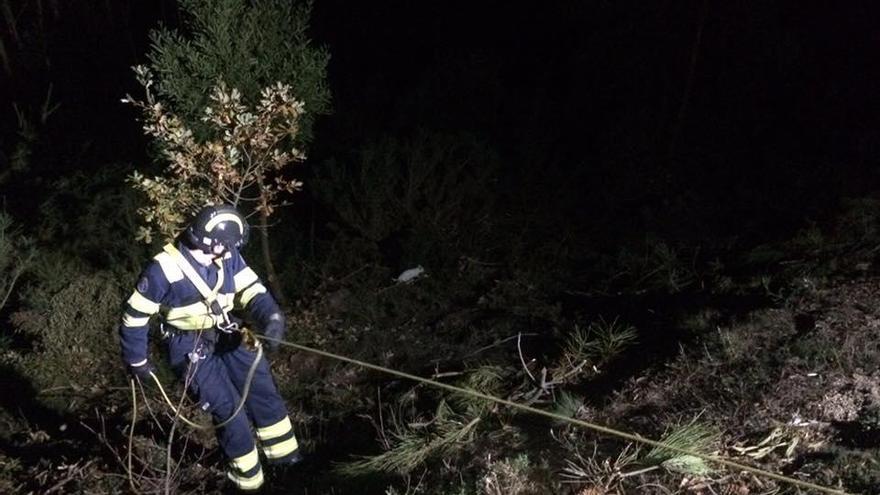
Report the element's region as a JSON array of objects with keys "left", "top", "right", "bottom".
[{"left": 257, "top": 188, "right": 286, "bottom": 306}]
